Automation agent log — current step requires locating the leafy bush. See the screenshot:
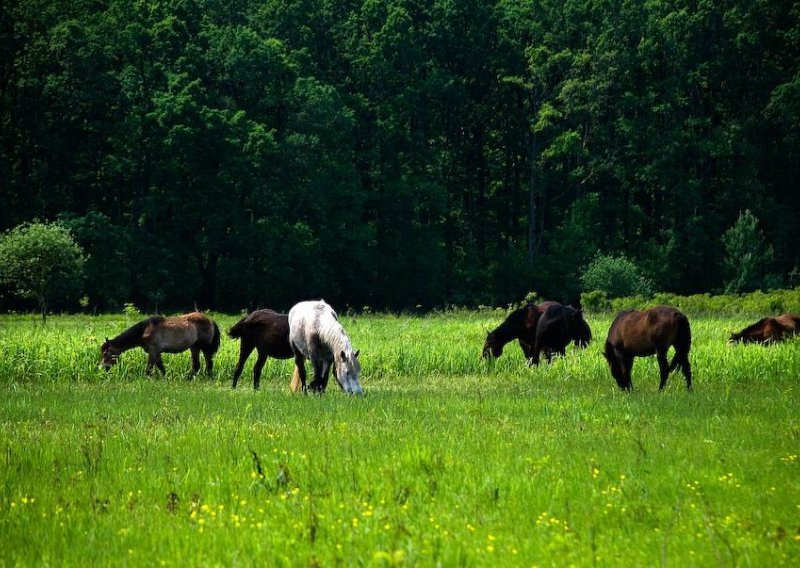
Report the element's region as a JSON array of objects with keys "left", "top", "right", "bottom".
[
  {"left": 580, "top": 254, "right": 653, "bottom": 298},
  {"left": 580, "top": 290, "right": 611, "bottom": 312},
  {"left": 0, "top": 222, "right": 85, "bottom": 320}
]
